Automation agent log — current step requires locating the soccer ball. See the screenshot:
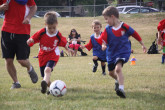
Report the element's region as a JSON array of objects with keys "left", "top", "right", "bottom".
[{"left": 49, "top": 80, "right": 67, "bottom": 97}]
